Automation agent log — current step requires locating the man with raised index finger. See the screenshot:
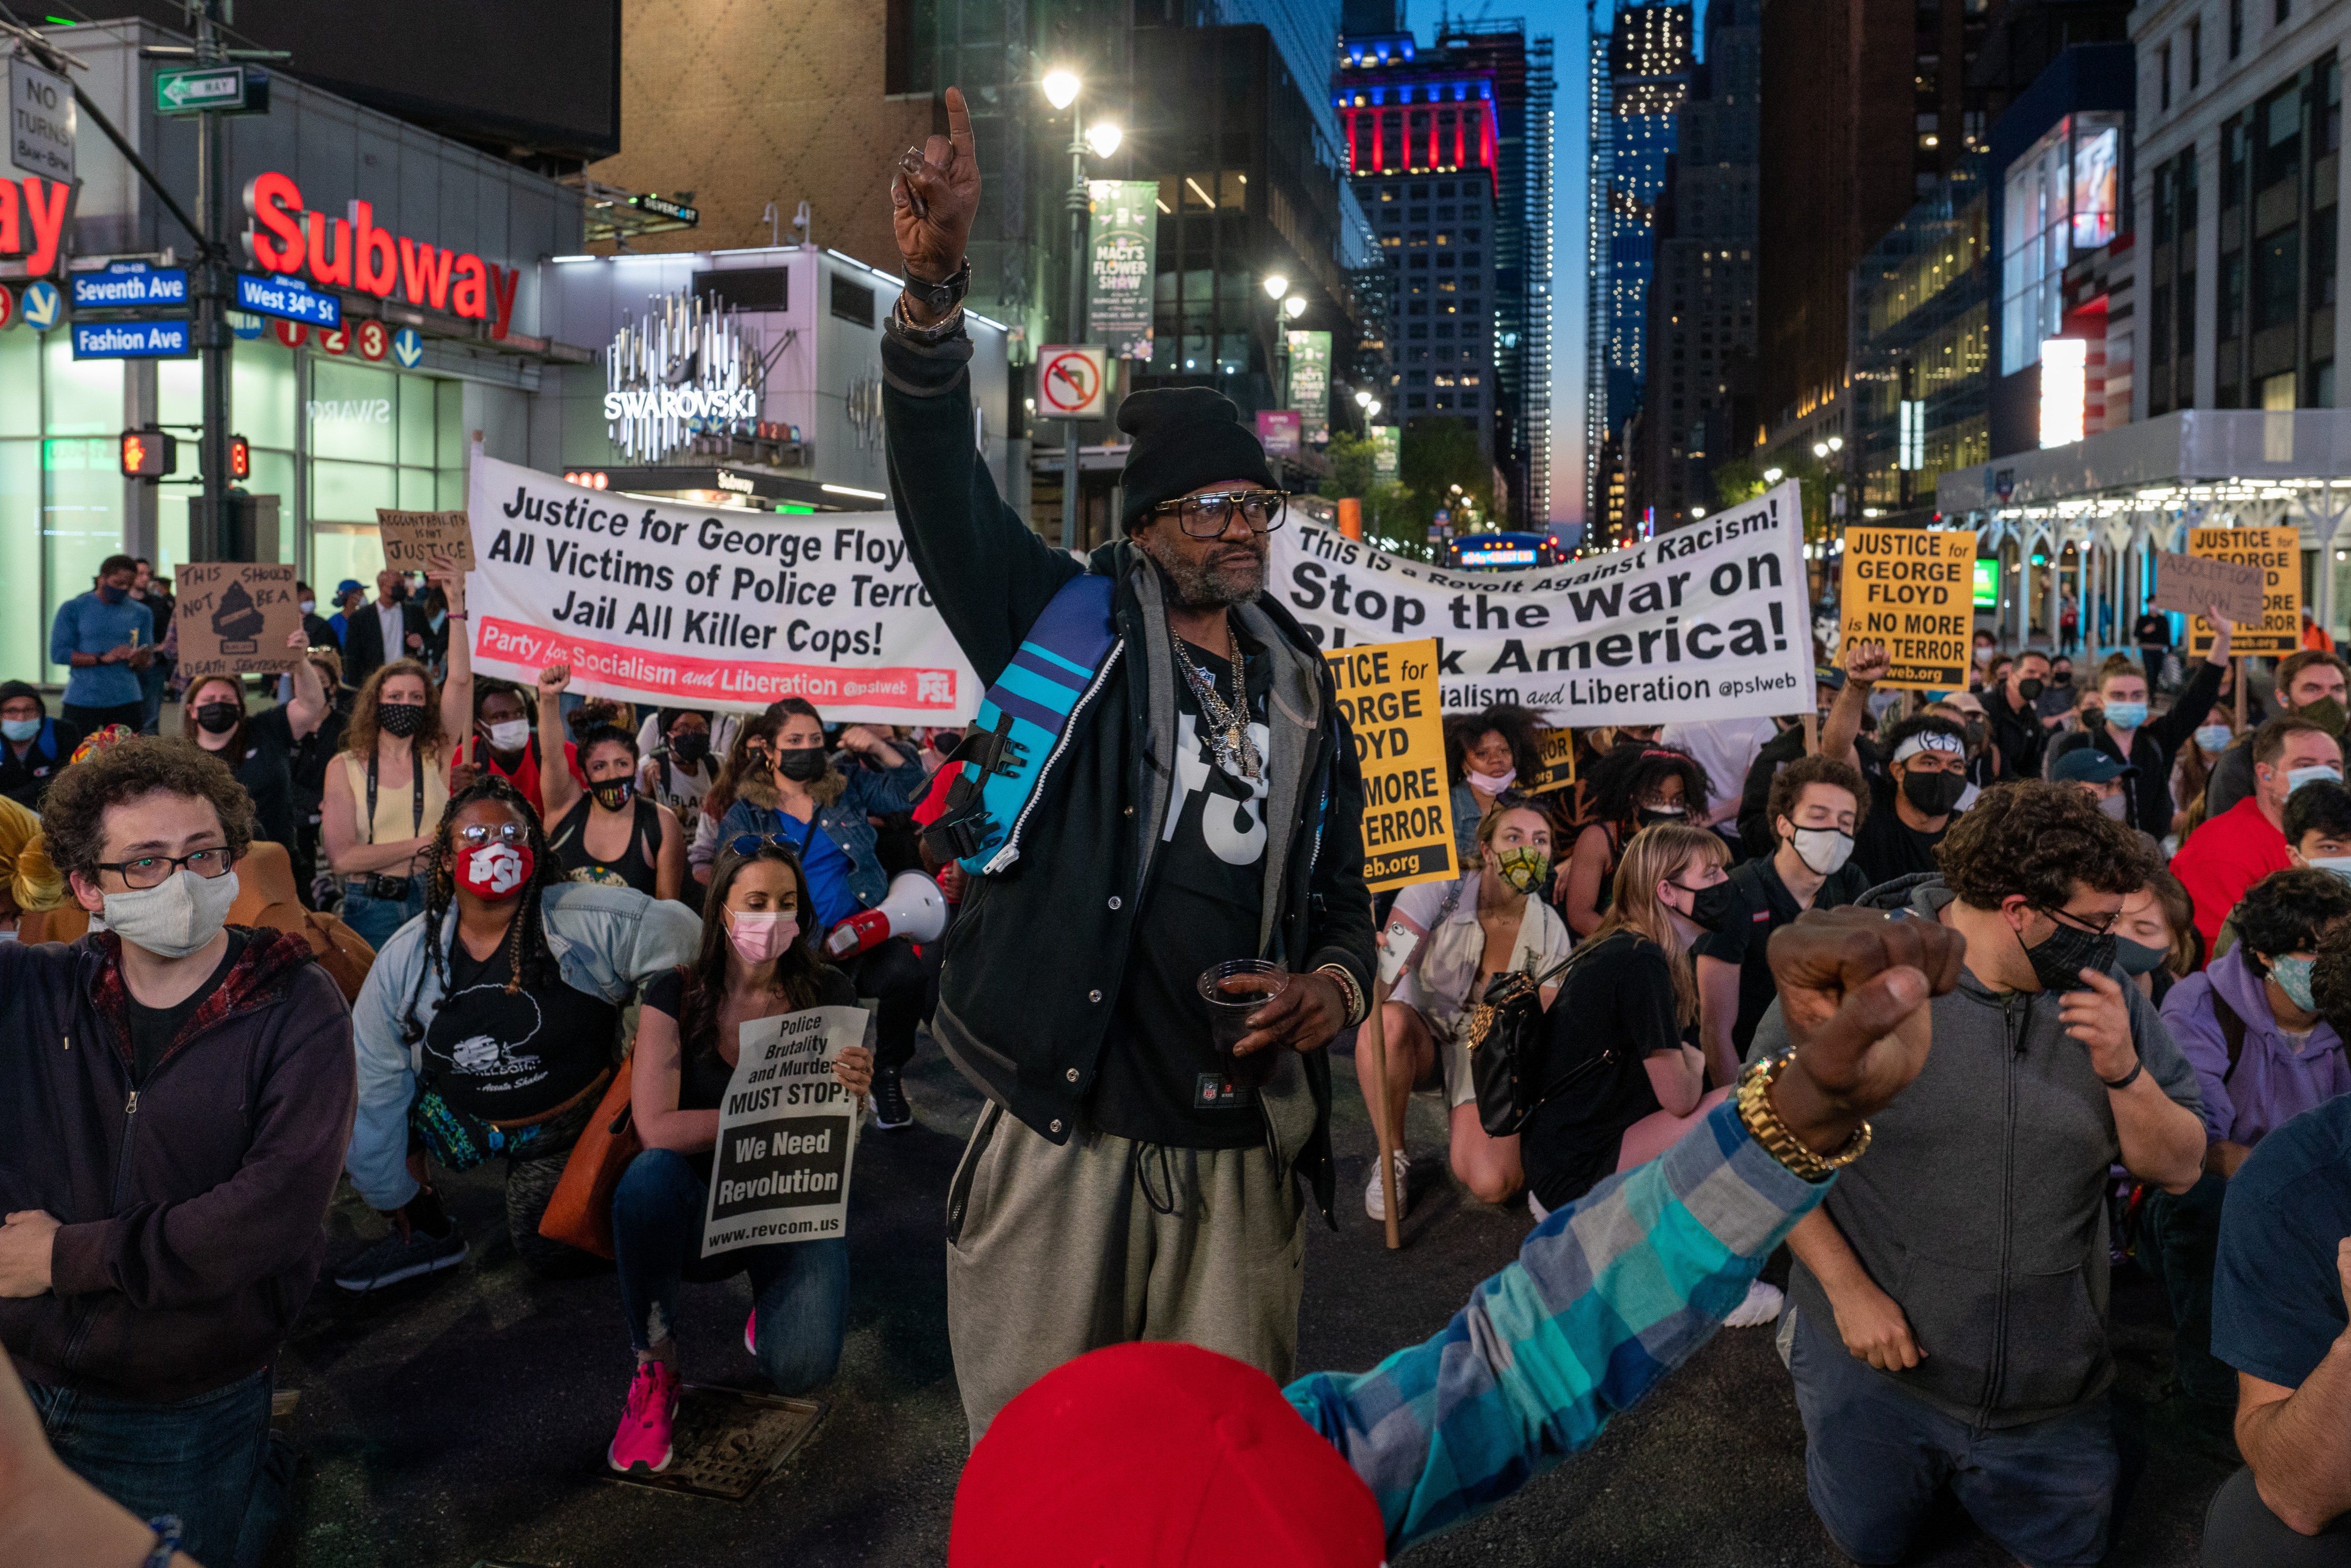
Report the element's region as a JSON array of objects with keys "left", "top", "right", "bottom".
[
  {"left": 880, "top": 87, "right": 1376, "bottom": 1442},
  {"left": 1748, "top": 779, "right": 2206, "bottom": 1568}
]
